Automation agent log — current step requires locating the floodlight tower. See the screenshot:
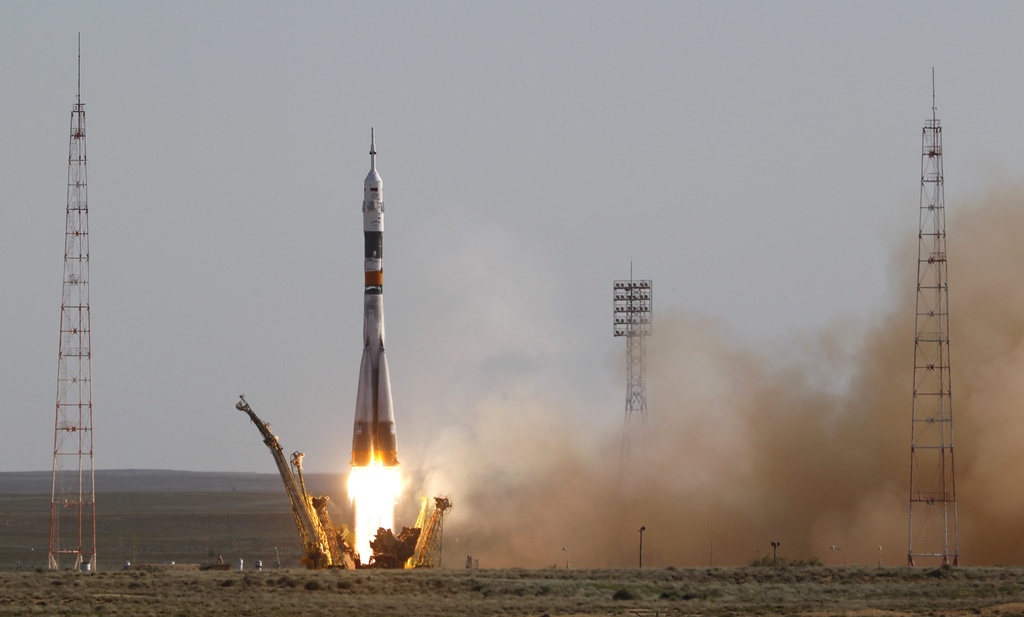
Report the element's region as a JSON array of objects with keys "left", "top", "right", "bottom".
[
  {"left": 613, "top": 271, "right": 652, "bottom": 457},
  {"left": 49, "top": 38, "right": 97, "bottom": 572},
  {"left": 907, "top": 72, "right": 958, "bottom": 567}
]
